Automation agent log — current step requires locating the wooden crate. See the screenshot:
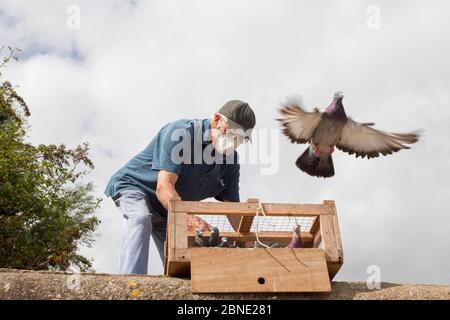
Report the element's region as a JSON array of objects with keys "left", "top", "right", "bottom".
[{"left": 164, "top": 199, "right": 343, "bottom": 293}]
